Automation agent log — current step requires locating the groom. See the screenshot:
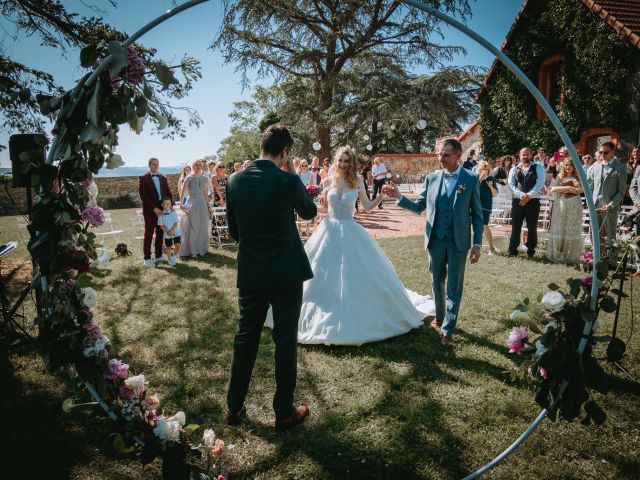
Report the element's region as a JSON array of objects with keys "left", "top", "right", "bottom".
[
  {"left": 225, "top": 124, "right": 317, "bottom": 430},
  {"left": 383, "top": 139, "right": 484, "bottom": 347}
]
